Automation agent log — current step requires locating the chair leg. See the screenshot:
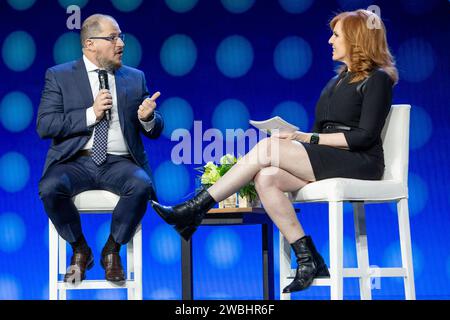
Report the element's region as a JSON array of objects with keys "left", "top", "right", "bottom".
[
  {"left": 126, "top": 235, "right": 135, "bottom": 300},
  {"left": 58, "top": 234, "right": 67, "bottom": 300},
  {"left": 48, "top": 221, "right": 59, "bottom": 300},
  {"left": 262, "top": 223, "right": 274, "bottom": 300},
  {"left": 279, "top": 231, "right": 291, "bottom": 300},
  {"left": 329, "top": 201, "right": 344, "bottom": 300},
  {"left": 397, "top": 199, "right": 416, "bottom": 300},
  {"left": 352, "top": 202, "right": 372, "bottom": 300},
  {"left": 134, "top": 224, "right": 143, "bottom": 300}
]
